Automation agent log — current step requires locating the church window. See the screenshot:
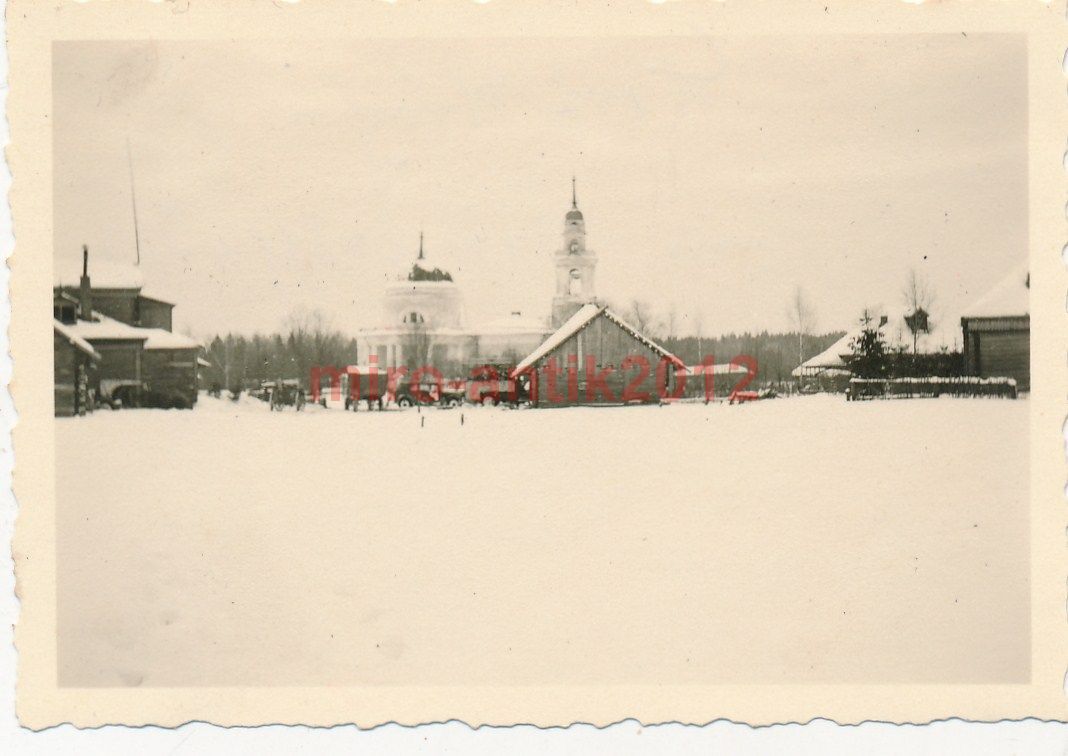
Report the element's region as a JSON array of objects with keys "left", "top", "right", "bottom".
[{"left": 568, "top": 269, "right": 583, "bottom": 296}]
